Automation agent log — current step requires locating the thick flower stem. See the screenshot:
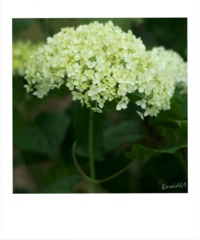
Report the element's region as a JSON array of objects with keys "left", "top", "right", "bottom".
[{"left": 89, "top": 109, "right": 98, "bottom": 193}]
